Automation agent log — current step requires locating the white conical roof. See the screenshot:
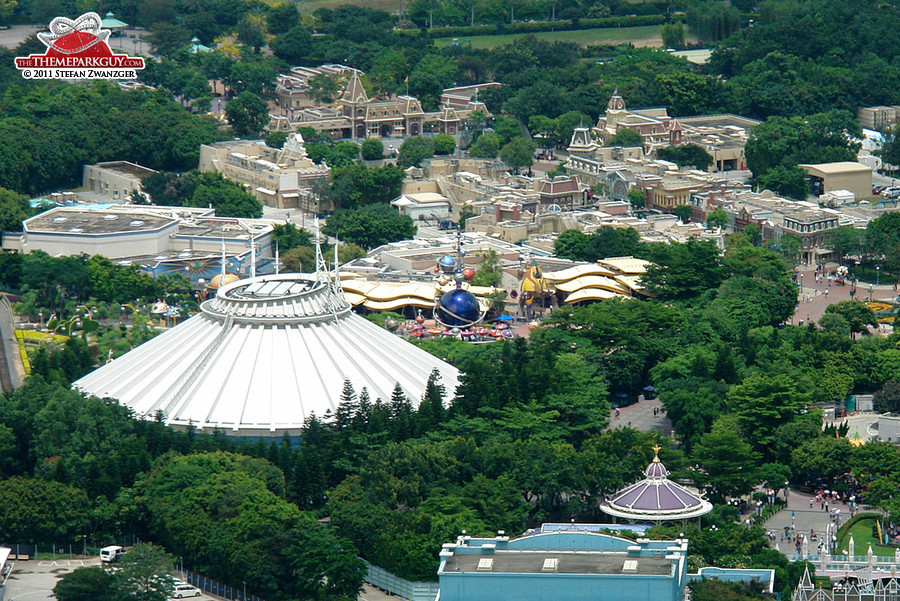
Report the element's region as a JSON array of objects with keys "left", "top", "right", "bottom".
[{"left": 74, "top": 274, "right": 460, "bottom": 437}]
